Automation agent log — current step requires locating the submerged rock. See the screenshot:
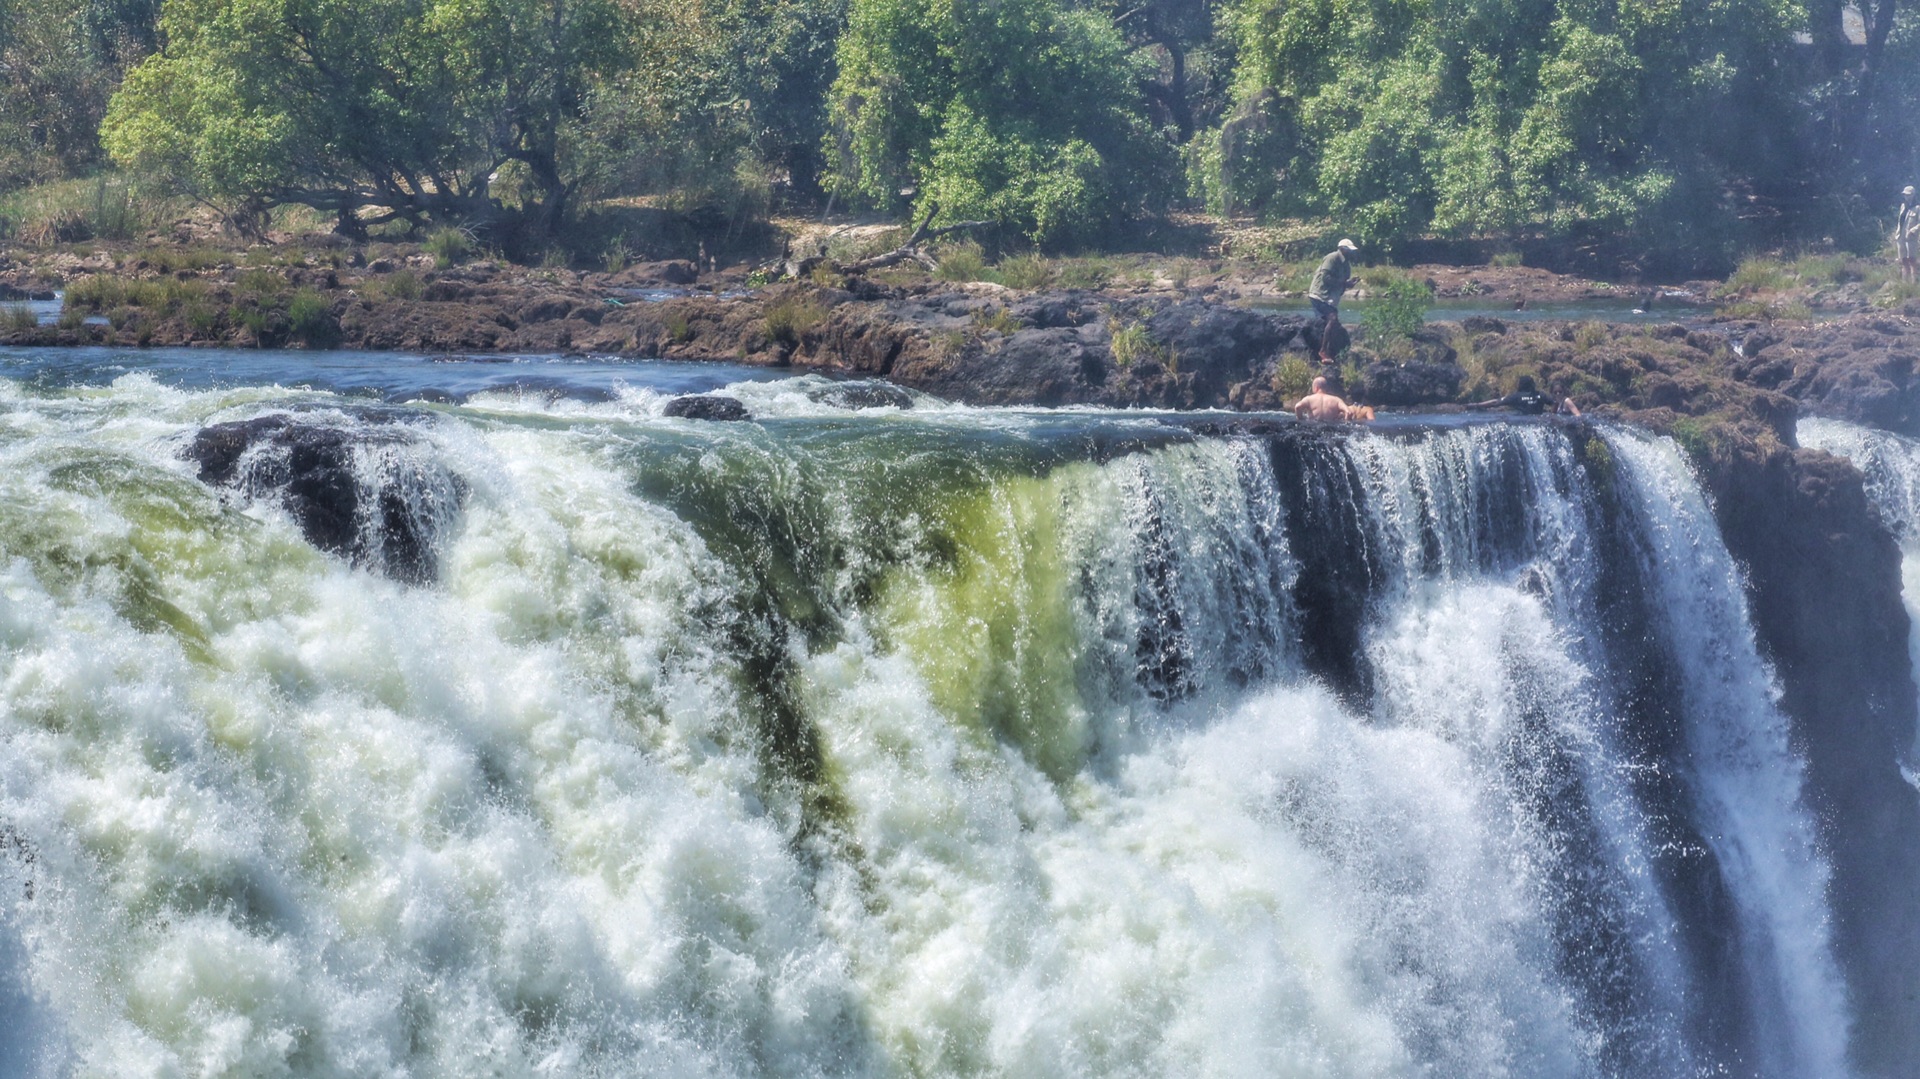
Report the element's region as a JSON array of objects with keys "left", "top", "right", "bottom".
[
  {"left": 664, "top": 394, "right": 751, "bottom": 421},
  {"left": 186, "top": 412, "right": 466, "bottom": 584},
  {"left": 811, "top": 380, "right": 914, "bottom": 410}
]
